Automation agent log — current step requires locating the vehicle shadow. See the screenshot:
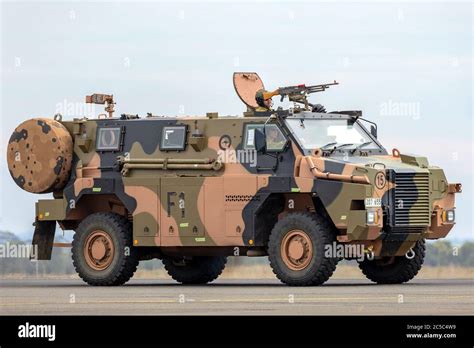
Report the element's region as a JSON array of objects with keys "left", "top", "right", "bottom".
[{"left": 0, "top": 279, "right": 469, "bottom": 288}]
